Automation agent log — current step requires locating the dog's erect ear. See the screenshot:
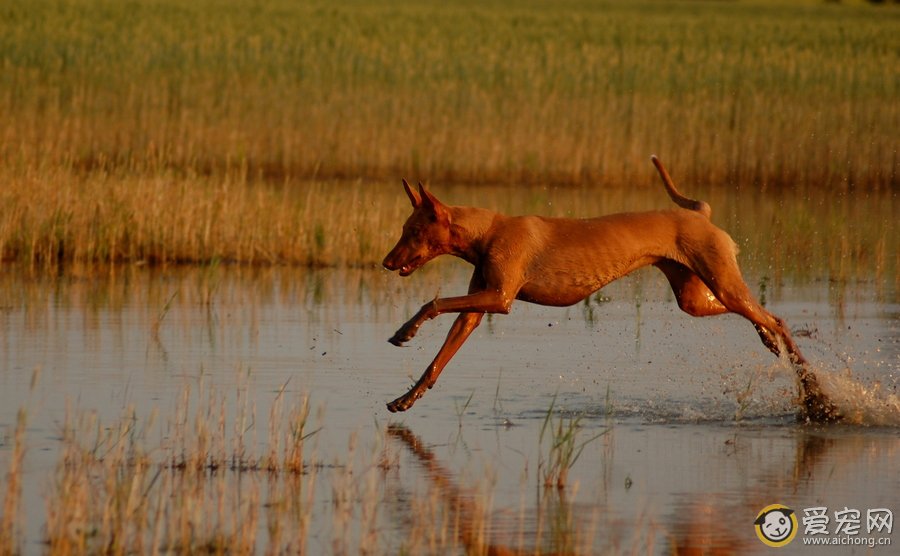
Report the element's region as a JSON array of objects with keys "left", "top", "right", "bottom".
[
  {"left": 418, "top": 183, "right": 449, "bottom": 222},
  {"left": 402, "top": 178, "right": 421, "bottom": 208},
  {"left": 417, "top": 183, "right": 439, "bottom": 208}
]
